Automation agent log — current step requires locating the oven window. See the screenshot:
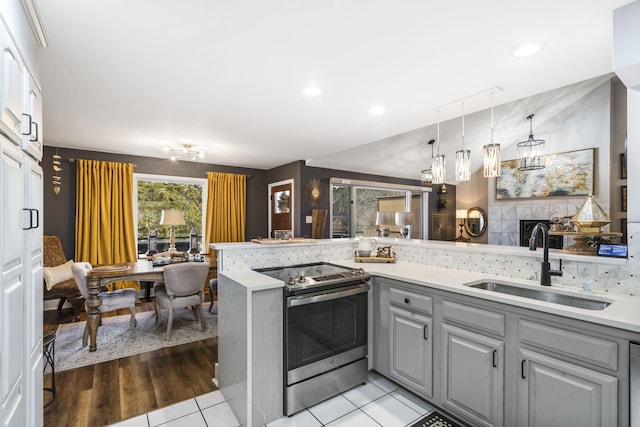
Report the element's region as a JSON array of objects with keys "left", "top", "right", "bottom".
[{"left": 286, "top": 292, "right": 367, "bottom": 371}]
